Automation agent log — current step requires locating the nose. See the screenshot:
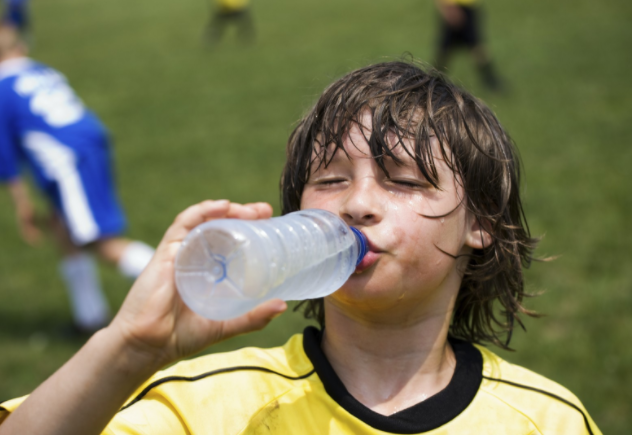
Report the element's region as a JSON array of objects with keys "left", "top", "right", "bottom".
[{"left": 339, "top": 177, "right": 384, "bottom": 227}]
